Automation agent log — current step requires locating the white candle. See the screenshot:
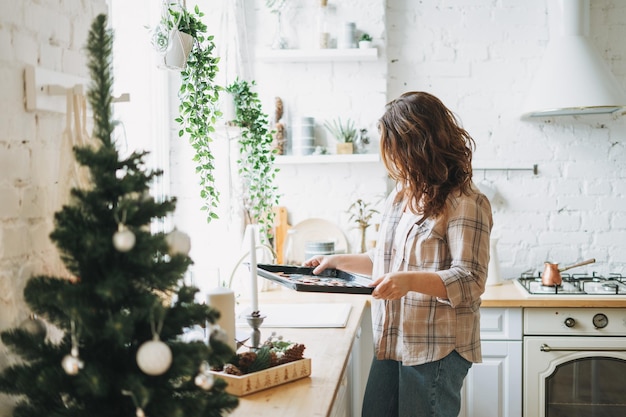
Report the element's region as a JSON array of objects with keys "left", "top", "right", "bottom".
[
  {"left": 206, "top": 287, "right": 236, "bottom": 351},
  {"left": 249, "top": 225, "right": 259, "bottom": 313}
]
